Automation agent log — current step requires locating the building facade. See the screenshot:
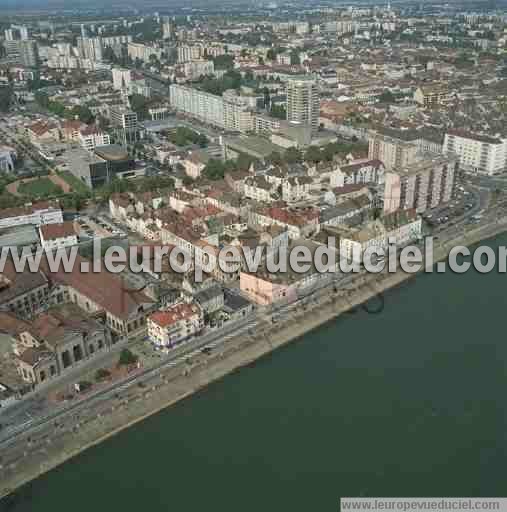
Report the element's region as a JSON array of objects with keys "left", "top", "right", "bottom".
[
  {"left": 286, "top": 76, "right": 320, "bottom": 132},
  {"left": 383, "top": 155, "right": 457, "bottom": 214},
  {"left": 443, "top": 129, "right": 507, "bottom": 175}
]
